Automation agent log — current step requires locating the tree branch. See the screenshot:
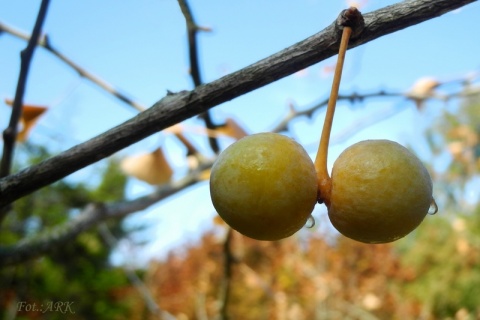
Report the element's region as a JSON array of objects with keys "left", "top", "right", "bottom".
[
  {"left": 177, "top": 0, "right": 221, "bottom": 154},
  {"left": 98, "top": 224, "right": 175, "bottom": 320},
  {"left": 0, "top": 0, "right": 475, "bottom": 208},
  {"left": 271, "top": 91, "right": 403, "bottom": 134},
  {"left": 0, "top": 22, "right": 146, "bottom": 113},
  {"left": 219, "top": 228, "right": 234, "bottom": 320},
  {"left": 0, "top": 0, "right": 51, "bottom": 178},
  {"left": 0, "top": 161, "right": 211, "bottom": 267},
  {"left": 0, "top": 0, "right": 51, "bottom": 224},
  {"left": 0, "top": 21, "right": 210, "bottom": 160}
]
